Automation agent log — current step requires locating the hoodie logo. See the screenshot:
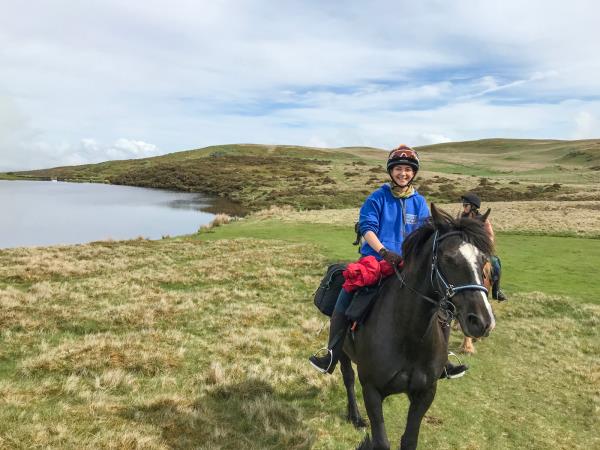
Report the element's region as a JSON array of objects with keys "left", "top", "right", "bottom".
[{"left": 405, "top": 213, "right": 417, "bottom": 225}]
